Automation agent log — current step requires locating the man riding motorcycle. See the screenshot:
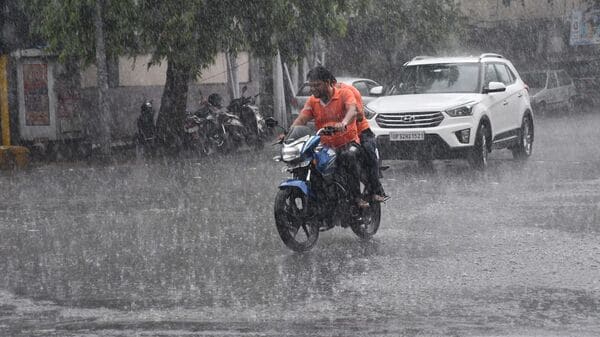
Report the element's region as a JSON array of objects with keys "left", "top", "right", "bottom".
[
  {"left": 333, "top": 80, "right": 388, "bottom": 203},
  {"left": 289, "top": 66, "right": 367, "bottom": 208}
]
